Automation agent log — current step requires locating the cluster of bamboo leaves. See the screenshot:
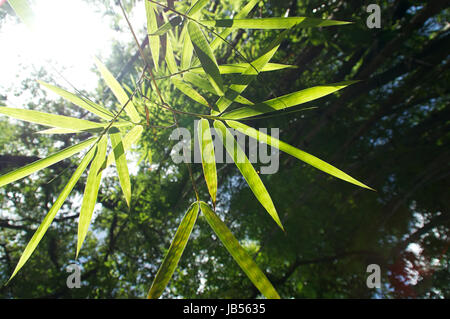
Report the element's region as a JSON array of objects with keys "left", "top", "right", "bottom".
[{"left": 3, "top": 0, "right": 373, "bottom": 298}]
